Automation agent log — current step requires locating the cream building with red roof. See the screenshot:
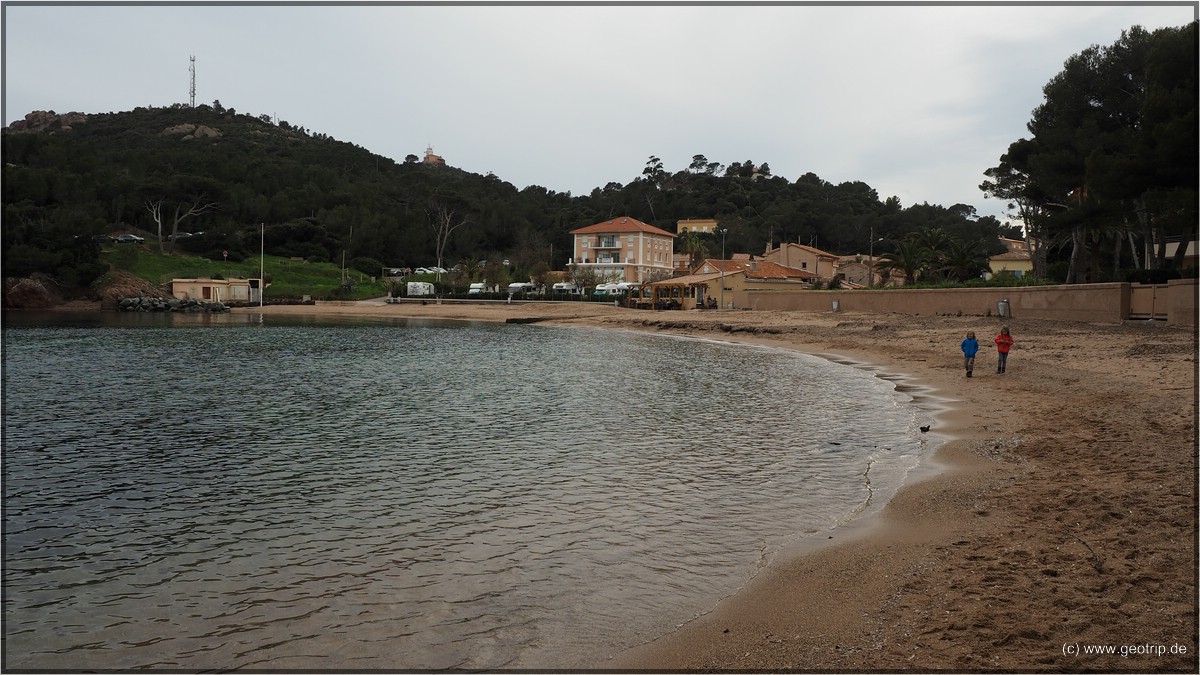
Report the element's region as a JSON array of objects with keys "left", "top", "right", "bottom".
[
  {"left": 761, "top": 242, "right": 840, "bottom": 281},
  {"left": 988, "top": 237, "right": 1034, "bottom": 278},
  {"left": 644, "top": 258, "right": 816, "bottom": 310},
  {"left": 569, "top": 216, "right": 676, "bottom": 283}
]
